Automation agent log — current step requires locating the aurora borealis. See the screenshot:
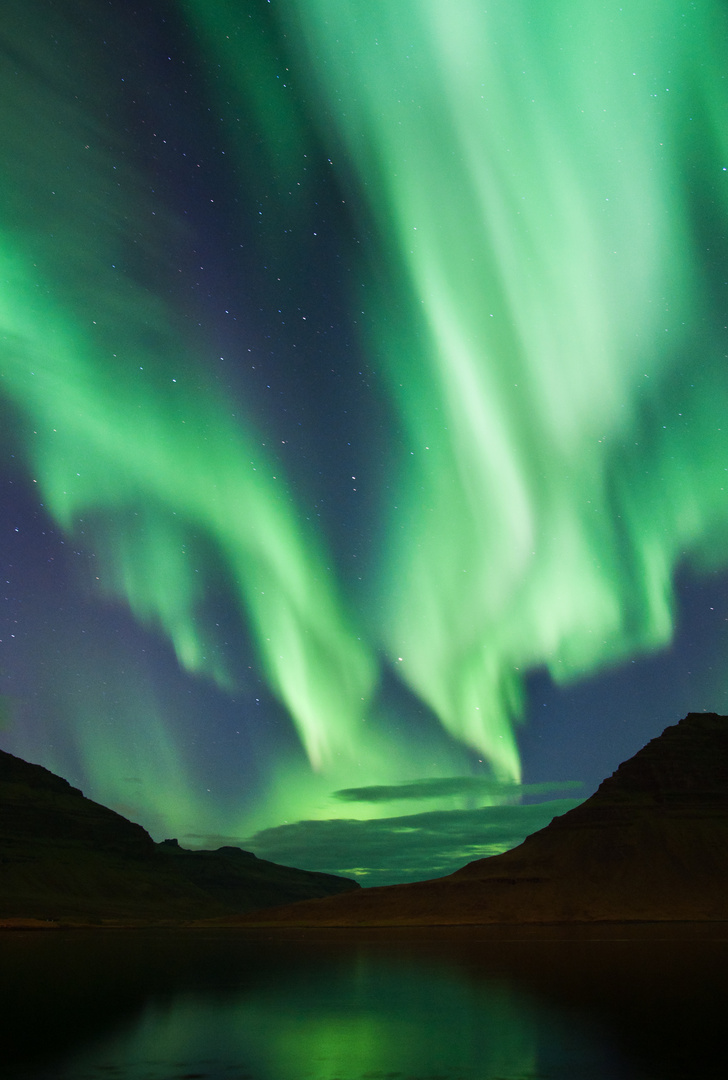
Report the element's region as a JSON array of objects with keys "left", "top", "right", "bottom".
[{"left": 2, "top": 0, "right": 728, "bottom": 884}]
